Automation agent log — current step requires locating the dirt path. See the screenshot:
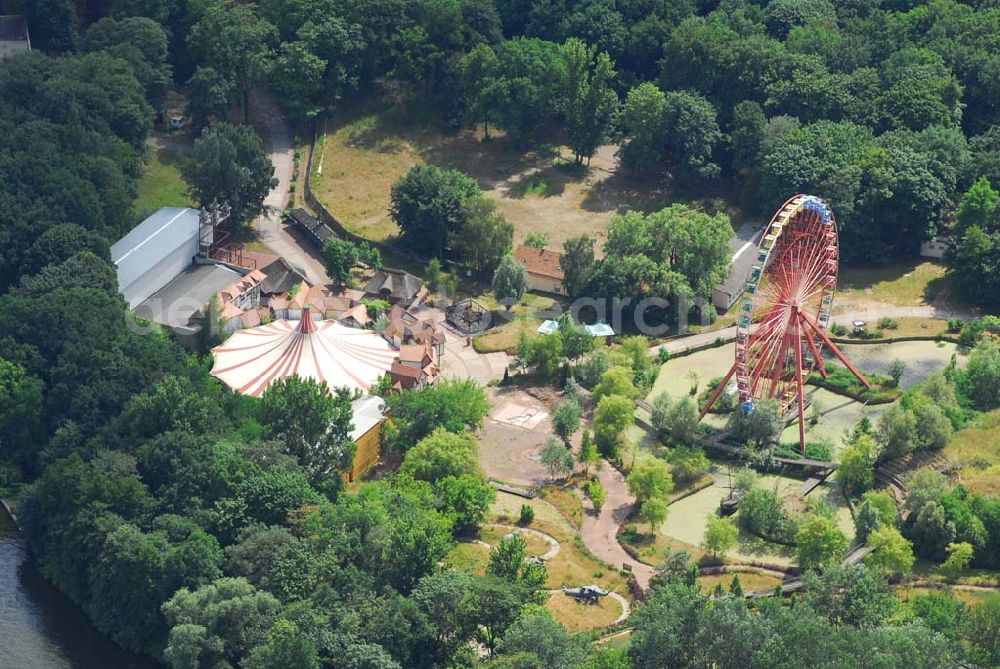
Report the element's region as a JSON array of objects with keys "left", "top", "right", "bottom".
[
  {"left": 481, "top": 524, "right": 561, "bottom": 561},
  {"left": 248, "top": 89, "right": 329, "bottom": 286},
  {"left": 578, "top": 462, "right": 654, "bottom": 589}
]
